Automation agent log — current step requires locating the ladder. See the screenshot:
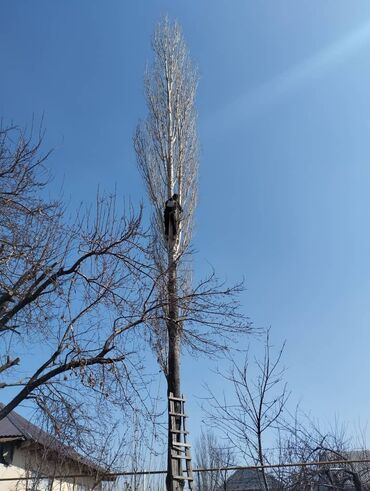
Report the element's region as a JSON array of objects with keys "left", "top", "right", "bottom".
[{"left": 168, "top": 393, "right": 194, "bottom": 490}]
